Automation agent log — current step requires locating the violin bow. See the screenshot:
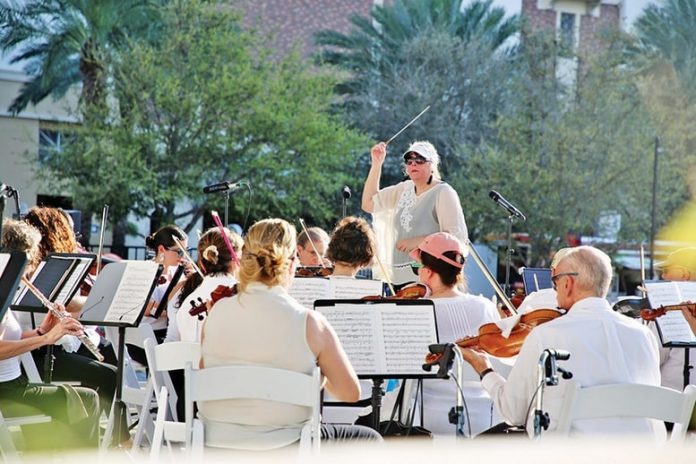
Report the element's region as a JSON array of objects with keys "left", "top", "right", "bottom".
[
  {"left": 466, "top": 240, "right": 518, "bottom": 315},
  {"left": 372, "top": 252, "right": 396, "bottom": 297},
  {"left": 385, "top": 105, "right": 431, "bottom": 146},
  {"left": 639, "top": 244, "right": 648, "bottom": 299},
  {"left": 211, "top": 211, "right": 241, "bottom": 267},
  {"left": 298, "top": 218, "right": 326, "bottom": 269},
  {"left": 172, "top": 235, "right": 204, "bottom": 278},
  {"left": 95, "top": 204, "right": 108, "bottom": 275}
]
